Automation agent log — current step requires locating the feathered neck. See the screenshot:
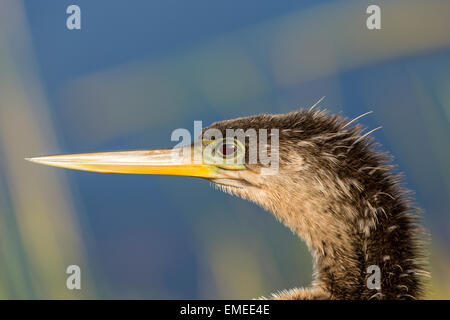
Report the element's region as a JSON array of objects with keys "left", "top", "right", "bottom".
[{"left": 269, "top": 122, "right": 428, "bottom": 299}]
